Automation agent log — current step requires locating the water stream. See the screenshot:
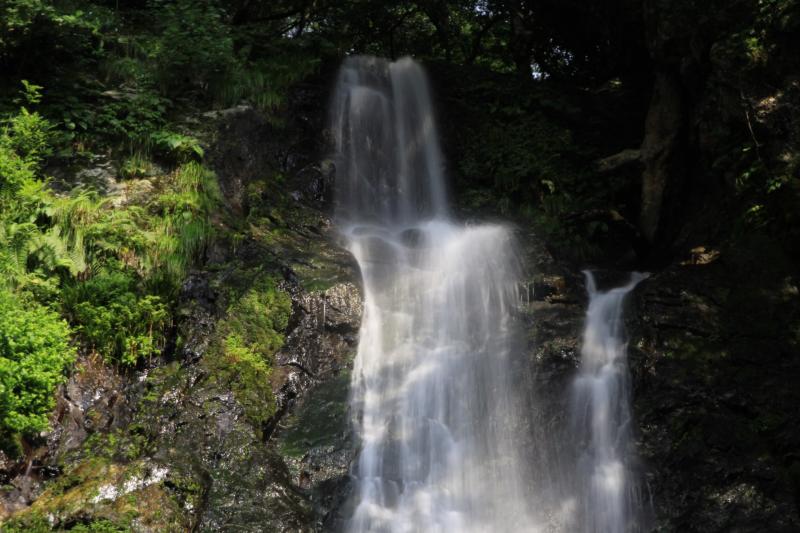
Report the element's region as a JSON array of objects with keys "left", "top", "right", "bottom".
[
  {"left": 330, "top": 55, "right": 647, "bottom": 533},
  {"left": 332, "top": 56, "right": 538, "bottom": 533},
  {"left": 570, "top": 271, "right": 647, "bottom": 532}
]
